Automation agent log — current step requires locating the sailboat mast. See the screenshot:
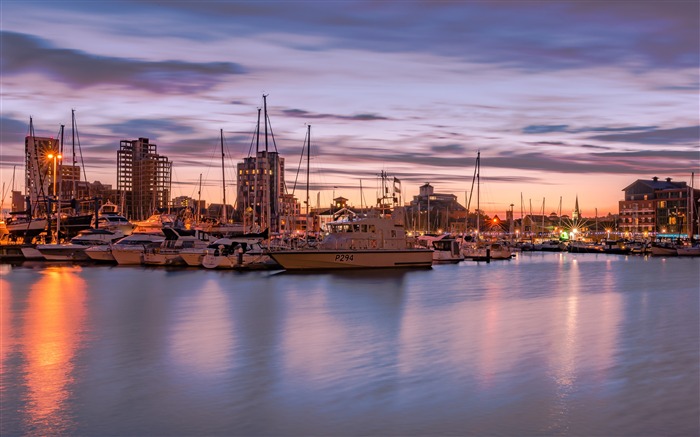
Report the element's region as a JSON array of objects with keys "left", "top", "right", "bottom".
[
  {"left": 476, "top": 151, "right": 480, "bottom": 237},
  {"left": 264, "top": 95, "right": 271, "bottom": 233},
  {"left": 252, "top": 108, "right": 261, "bottom": 229},
  {"left": 542, "top": 198, "right": 545, "bottom": 237},
  {"left": 197, "top": 173, "right": 202, "bottom": 224},
  {"left": 688, "top": 172, "right": 694, "bottom": 238},
  {"left": 220, "top": 129, "right": 227, "bottom": 223},
  {"left": 56, "top": 124, "right": 64, "bottom": 243},
  {"left": 306, "top": 125, "right": 311, "bottom": 239}
]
